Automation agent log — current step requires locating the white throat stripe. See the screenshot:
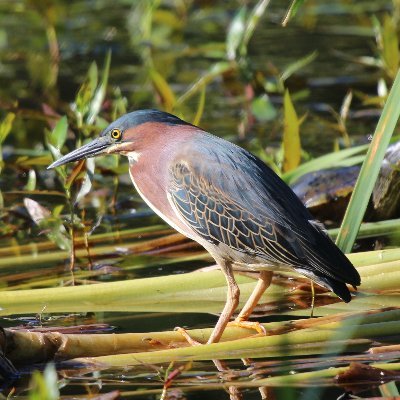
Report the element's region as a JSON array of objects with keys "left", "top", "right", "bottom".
[{"left": 128, "top": 151, "right": 141, "bottom": 163}]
